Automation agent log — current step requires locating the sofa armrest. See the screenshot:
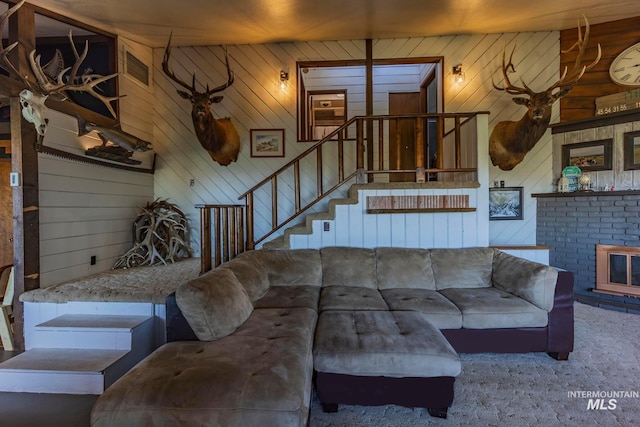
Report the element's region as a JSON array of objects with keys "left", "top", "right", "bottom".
[
  {"left": 547, "top": 269, "right": 574, "bottom": 359},
  {"left": 165, "top": 292, "right": 198, "bottom": 342},
  {"left": 492, "top": 251, "right": 558, "bottom": 311}
]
